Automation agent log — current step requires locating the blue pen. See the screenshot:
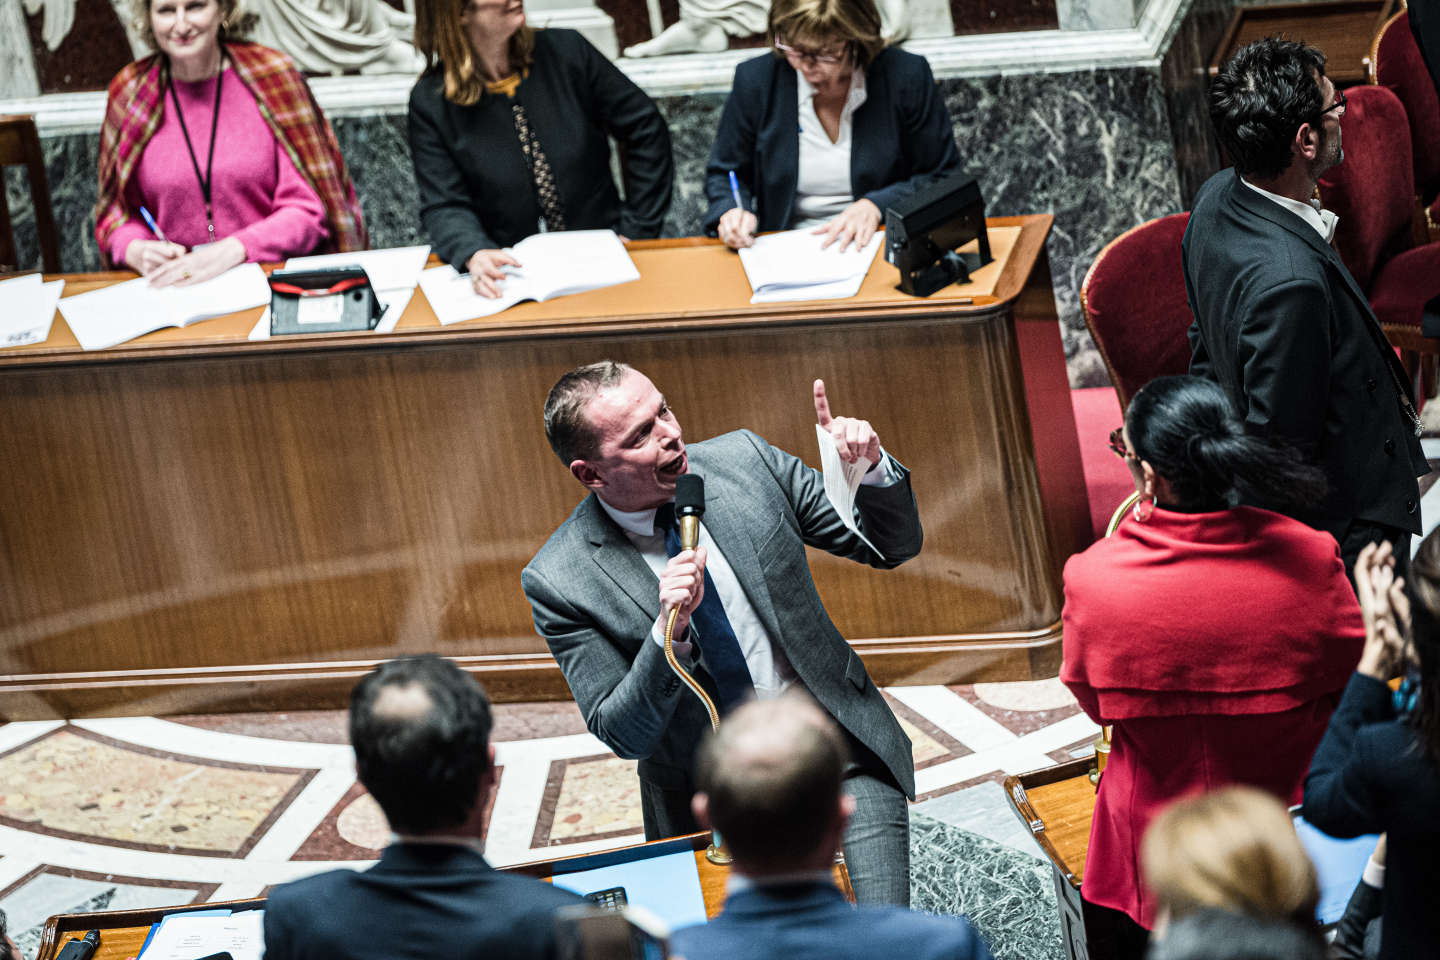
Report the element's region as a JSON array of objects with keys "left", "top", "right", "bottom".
[
  {"left": 728, "top": 170, "right": 745, "bottom": 212},
  {"left": 138, "top": 206, "right": 167, "bottom": 242}
]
